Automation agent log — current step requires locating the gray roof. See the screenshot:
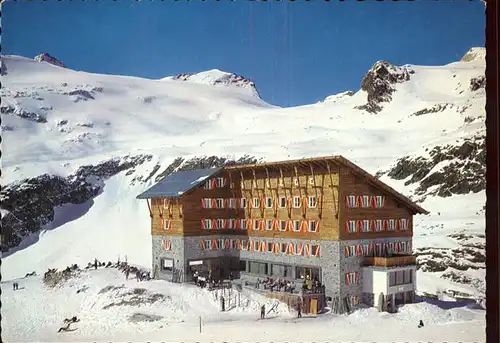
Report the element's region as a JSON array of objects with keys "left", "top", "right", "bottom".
[{"left": 136, "top": 167, "right": 222, "bottom": 199}]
